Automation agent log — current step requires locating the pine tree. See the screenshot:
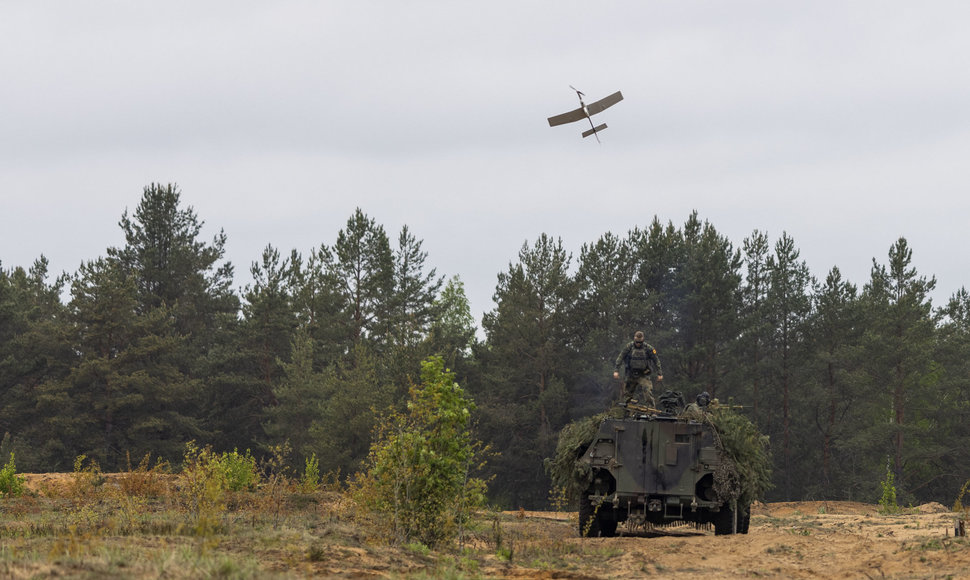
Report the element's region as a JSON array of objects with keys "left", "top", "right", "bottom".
[
  {"left": 208, "top": 245, "right": 298, "bottom": 450},
  {"left": 309, "top": 344, "right": 390, "bottom": 477},
  {"left": 42, "top": 258, "right": 201, "bottom": 469},
  {"left": 483, "top": 234, "right": 576, "bottom": 432},
  {"left": 763, "top": 233, "right": 813, "bottom": 500},
  {"left": 933, "top": 288, "right": 970, "bottom": 500},
  {"left": 291, "top": 247, "right": 347, "bottom": 365},
  {"left": 479, "top": 234, "right": 577, "bottom": 507},
  {"left": 388, "top": 225, "right": 443, "bottom": 349},
  {"left": 108, "top": 183, "right": 238, "bottom": 346},
  {"left": 263, "top": 327, "right": 329, "bottom": 464},
  {"left": 671, "top": 213, "right": 742, "bottom": 398},
  {"left": 861, "top": 238, "right": 937, "bottom": 501},
  {"left": 319, "top": 208, "right": 395, "bottom": 346},
  {"left": 107, "top": 184, "right": 240, "bottom": 452},
  {"left": 737, "top": 230, "right": 772, "bottom": 423},
  {"left": 0, "top": 258, "right": 72, "bottom": 470},
  {"left": 427, "top": 275, "right": 478, "bottom": 375},
  {"left": 807, "top": 267, "right": 862, "bottom": 495},
  {"left": 383, "top": 226, "right": 444, "bottom": 398},
  {"left": 629, "top": 218, "right": 684, "bottom": 343}
]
